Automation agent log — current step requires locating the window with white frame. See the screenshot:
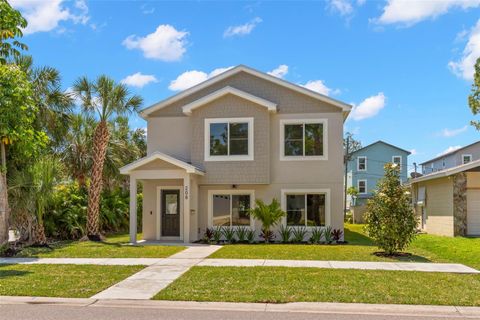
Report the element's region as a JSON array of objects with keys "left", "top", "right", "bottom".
[
  {"left": 205, "top": 118, "right": 254, "bottom": 161},
  {"left": 285, "top": 193, "right": 326, "bottom": 227},
  {"left": 211, "top": 192, "right": 252, "bottom": 227},
  {"left": 358, "top": 180, "right": 367, "bottom": 194},
  {"left": 392, "top": 156, "right": 402, "bottom": 171},
  {"left": 280, "top": 119, "right": 327, "bottom": 160},
  {"left": 462, "top": 154, "right": 472, "bottom": 164},
  {"left": 357, "top": 156, "right": 367, "bottom": 171}
]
